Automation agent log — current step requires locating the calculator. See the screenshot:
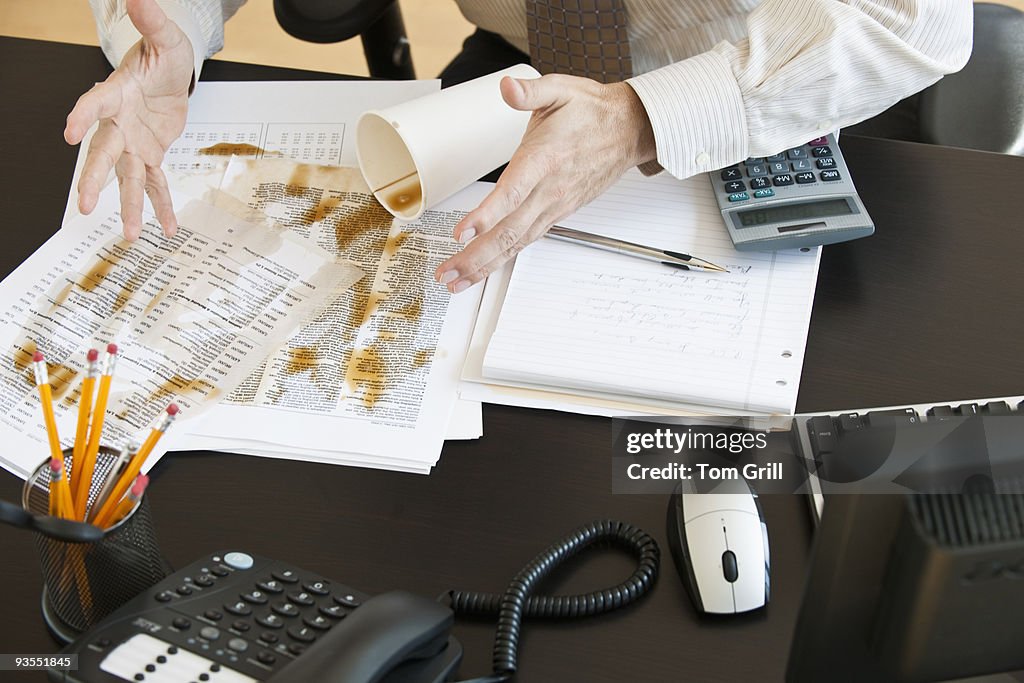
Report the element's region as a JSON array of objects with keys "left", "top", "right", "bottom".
[{"left": 710, "top": 134, "right": 874, "bottom": 251}]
